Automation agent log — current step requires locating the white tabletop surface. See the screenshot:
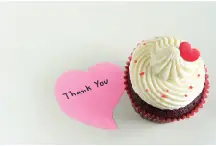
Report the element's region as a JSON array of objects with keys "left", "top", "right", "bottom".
[{"left": 0, "top": 2, "right": 215, "bottom": 145}]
